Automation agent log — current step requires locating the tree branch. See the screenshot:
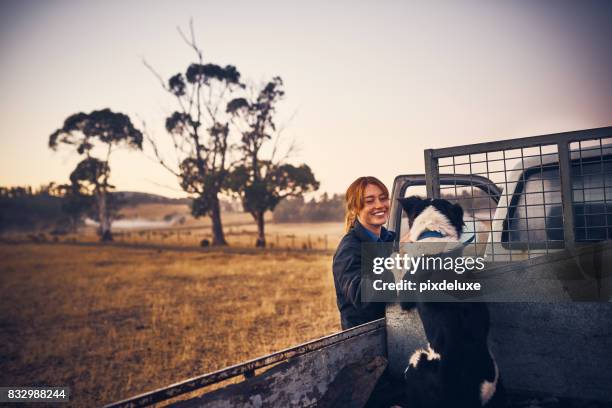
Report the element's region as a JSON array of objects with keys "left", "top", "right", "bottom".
[
  {"left": 177, "top": 18, "right": 203, "bottom": 63},
  {"left": 142, "top": 58, "right": 169, "bottom": 91},
  {"left": 270, "top": 107, "right": 299, "bottom": 163},
  {"left": 141, "top": 120, "right": 181, "bottom": 178}
]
